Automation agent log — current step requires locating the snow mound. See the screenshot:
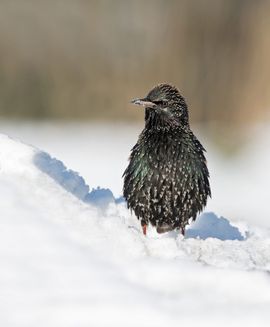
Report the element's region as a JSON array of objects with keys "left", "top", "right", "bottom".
[
  {"left": 186, "top": 212, "right": 245, "bottom": 240},
  {"left": 34, "top": 151, "right": 90, "bottom": 200},
  {"left": 0, "top": 133, "right": 270, "bottom": 327},
  {"left": 34, "top": 151, "right": 115, "bottom": 208}
]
